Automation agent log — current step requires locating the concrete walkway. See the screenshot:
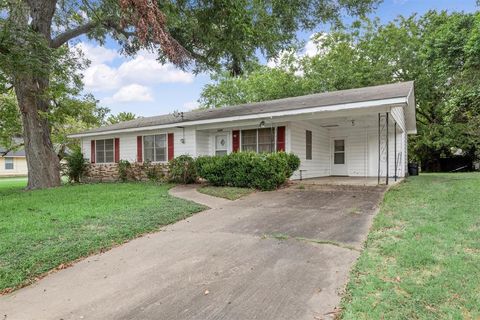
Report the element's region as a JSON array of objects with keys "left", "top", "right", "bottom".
[
  {"left": 169, "top": 184, "right": 231, "bottom": 208},
  {"left": 0, "top": 184, "right": 385, "bottom": 320}
]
